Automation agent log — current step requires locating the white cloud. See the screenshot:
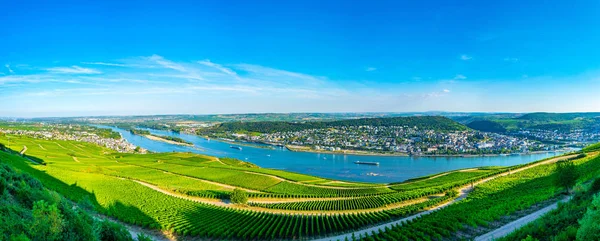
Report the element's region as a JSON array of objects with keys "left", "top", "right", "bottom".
[
  {"left": 443, "top": 89, "right": 450, "bottom": 93},
  {"left": 504, "top": 57, "right": 519, "bottom": 63},
  {"left": 5, "top": 64, "right": 14, "bottom": 74},
  {"left": 234, "top": 63, "right": 326, "bottom": 86},
  {"left": 82, "top": 62, "right": 127, "bottom": 67},
  {"left": 454, "top": 74, "right": 467, "bottom": 80},
  {"left": 46, "top": 66, "right": 101, "bottom": 74},
  {"left": 365, "top": 67, "right": 377, "bottom": 72},
  {"left": 460, "top": 54, "right": 472, "bottom": 61},
  {"left": 147, "top": 54, "right": 187, "bottom": 72},
  {"left": 198, "top": 60, "right": 237, "bottom": 76}
]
